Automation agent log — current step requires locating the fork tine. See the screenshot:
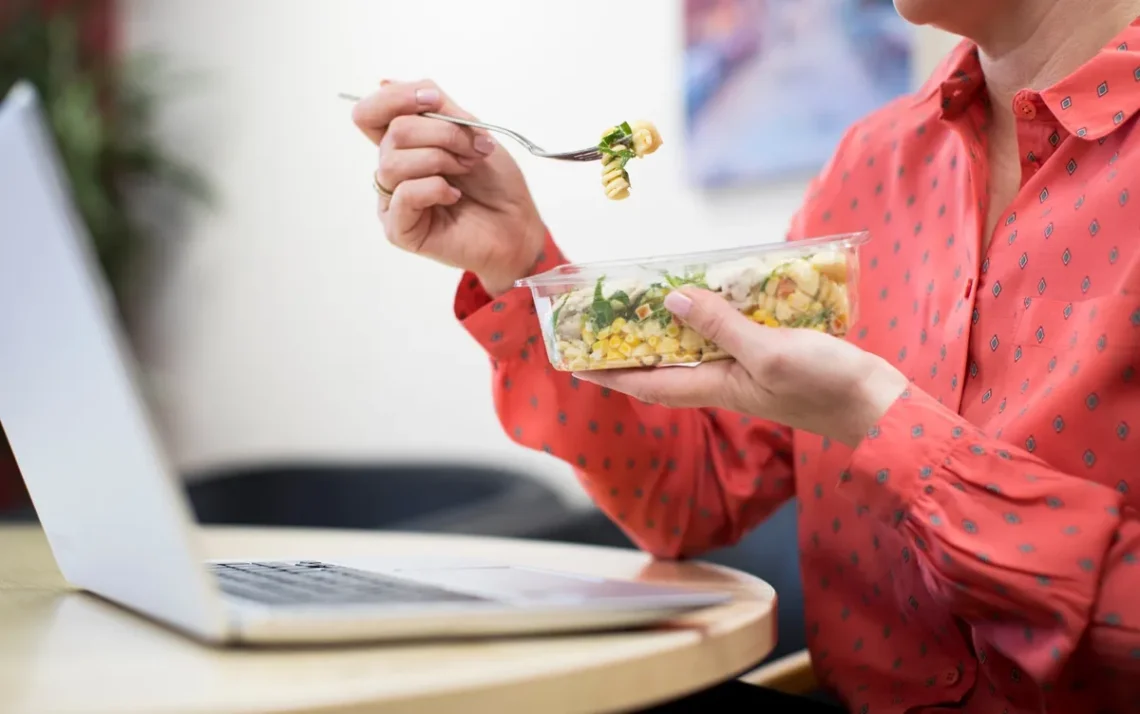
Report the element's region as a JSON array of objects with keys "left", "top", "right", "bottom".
[{"left": 557, "top": 149, "right": 603, "bottom": 161}]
